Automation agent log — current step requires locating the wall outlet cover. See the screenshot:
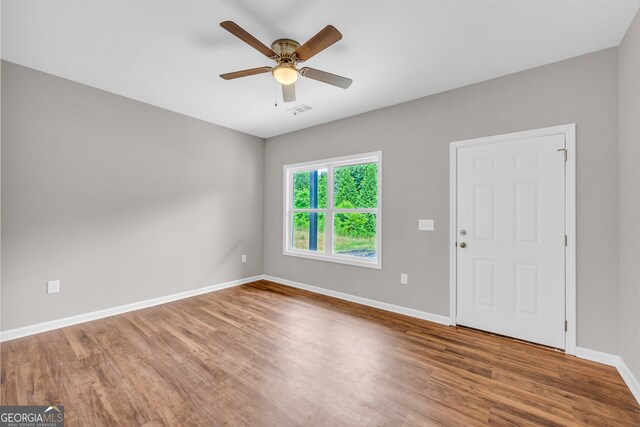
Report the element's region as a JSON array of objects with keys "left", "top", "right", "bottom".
[
  {"left": 418, "top": 219, "right": 435, "bottom": 231},
  {"left": 400, "top": 273, "right": 409, "bottom": 285},
  {"left": 242, "top": 254, "right": 247, "bottom": 263},
  {"left": 47, "top": 280, "right": 60, "bottom": 294}
]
